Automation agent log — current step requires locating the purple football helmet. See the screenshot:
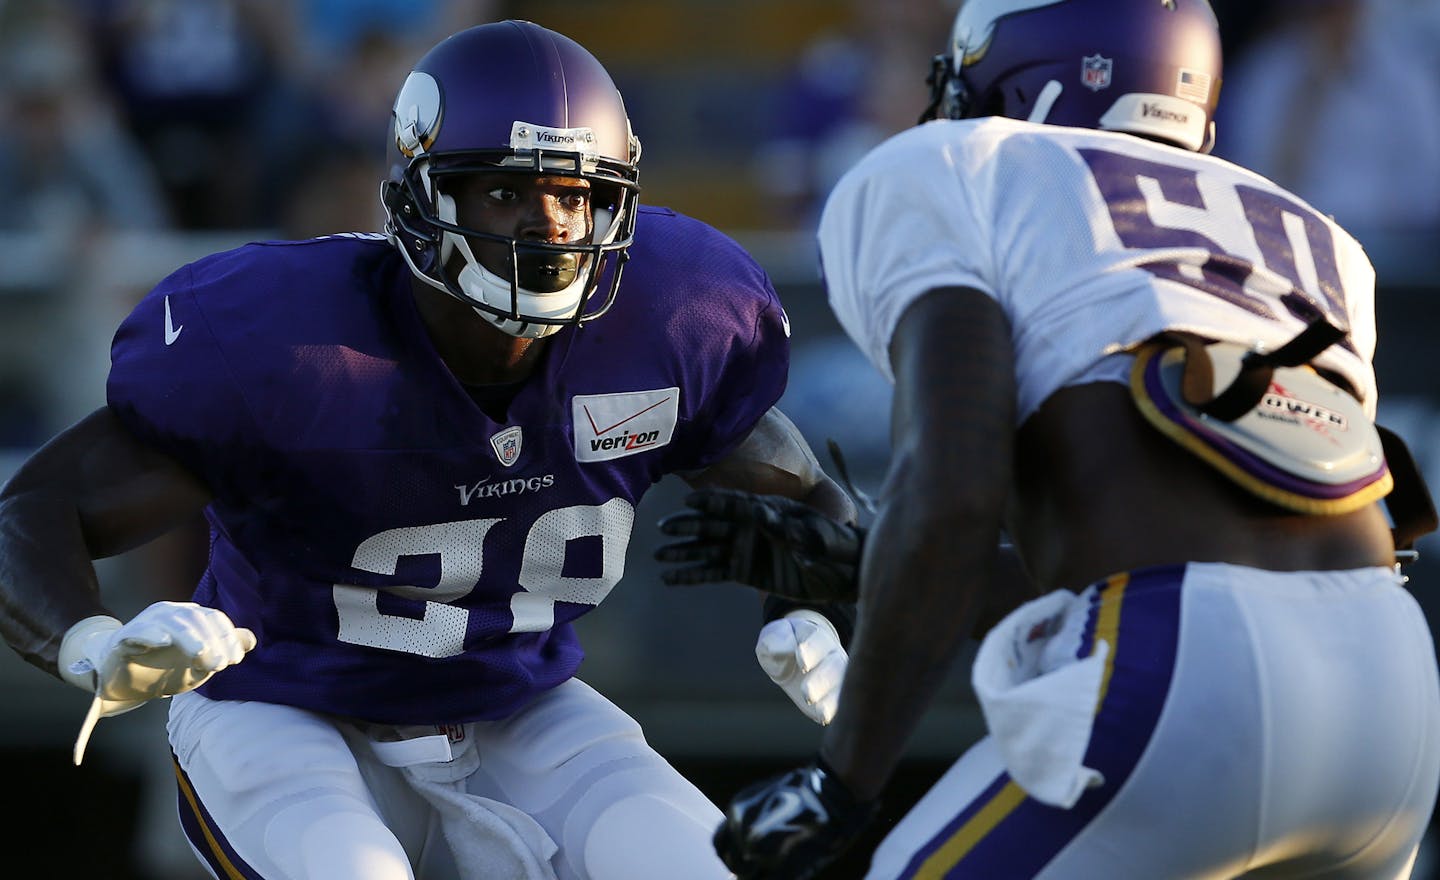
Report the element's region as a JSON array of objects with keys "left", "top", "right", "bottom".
[
  {"left": 382, "top": 20, "right": 642, "bottom": 338},
  {"left": 921, "top": 0, "right": 1223, "bottom": 153}
]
